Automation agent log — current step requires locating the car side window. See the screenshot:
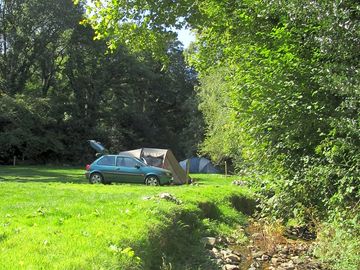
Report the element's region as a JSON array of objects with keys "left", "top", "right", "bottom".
[
  {"left": 116, "top": 157, "right": 124, "bottom": 167},
  {"left": 123, "top": 157, "right": 139, "bottom": 167},
  {"left": 97, "top": 156, "right": 115, "bottom": 166}
]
